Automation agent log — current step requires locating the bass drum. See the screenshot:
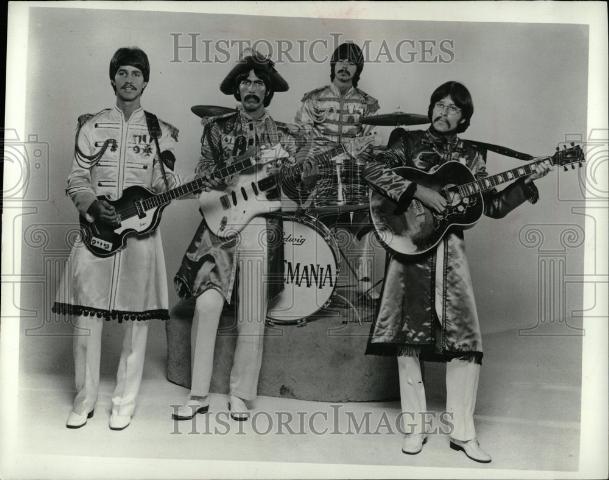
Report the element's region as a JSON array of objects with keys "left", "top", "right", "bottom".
[{"left": 267, "top": 216, "right": 339, "bottom": 325}]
